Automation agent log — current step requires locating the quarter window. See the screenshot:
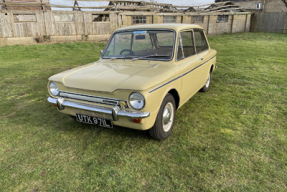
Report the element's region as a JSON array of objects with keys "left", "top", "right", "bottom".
[
  {"left": 194, "top": 29, "right": 209, "bottom": 53},
  {"left": 191, "top": 16, "right": 204, "bottom": 23},
  {"left": 217, "top": 15, "right": 229, "bottom": 22},
  {"left": 177, "top": 31, "right": 195, "bottom": 61},
  {"left": 163, "top": 16, "right": 177, "bottom": 23},
  {"left": 132, "top": 16, "right": 147, "bottom": 24}
]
